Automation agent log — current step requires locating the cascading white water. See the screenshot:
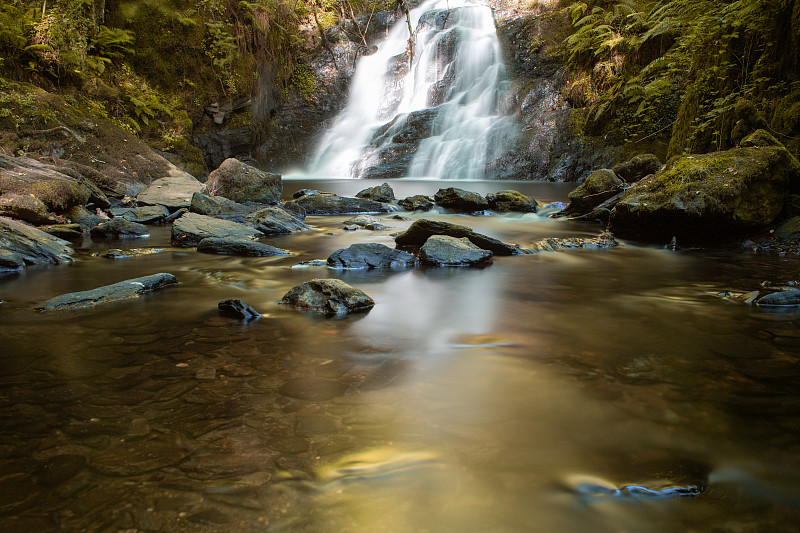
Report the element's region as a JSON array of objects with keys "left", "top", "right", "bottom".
[{"left": 306, "top": 0, "right": 517, "bottom": 180}]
